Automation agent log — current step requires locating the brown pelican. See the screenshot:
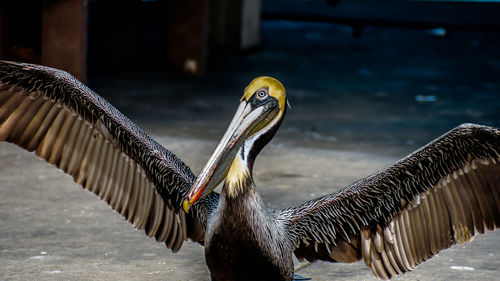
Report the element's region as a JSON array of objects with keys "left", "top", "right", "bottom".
[{"left": 0, "top": 60, "right": 499, "bottom": 281}]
